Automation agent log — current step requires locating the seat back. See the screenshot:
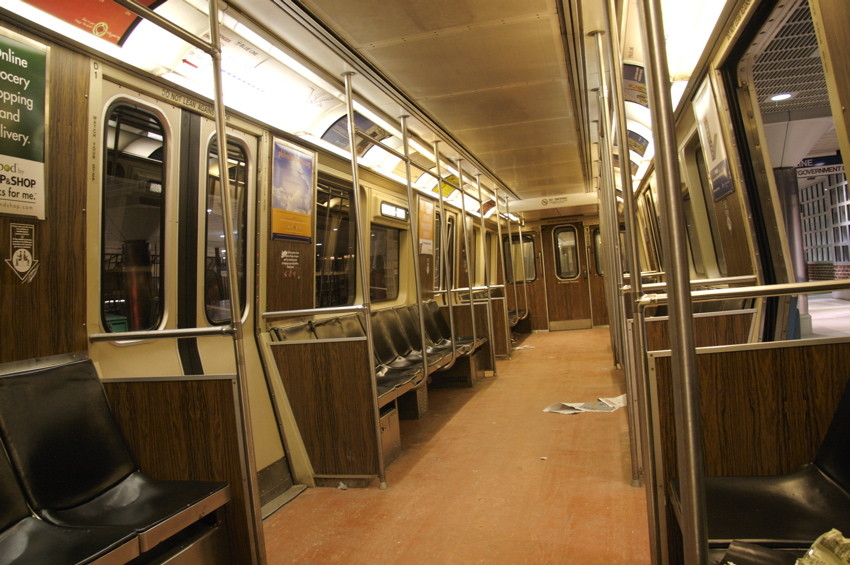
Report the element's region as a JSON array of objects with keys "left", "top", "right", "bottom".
[
  {"left": 396, "top": 306, "right": 424, "bottom": 348},
  {"left": 422, "top": 301, "right": 450, "bottom": 344},
  {"left": 377, "top": 309, "right": 415, "bottom": 357},
  {"left": 273, "top": 321, "right": 316, "bottom": 341},
  {"left": 370, "top": 312, "right": 401, "bottom": 366},
  {"left": 814, "top": 377, "right": 850, "bottom": 491},
  {"left": 0, "top": 447, "right": 29, "bottom": 533},
  {"left": 0, "top": 360, "right": 136, "bottom": 511}
]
